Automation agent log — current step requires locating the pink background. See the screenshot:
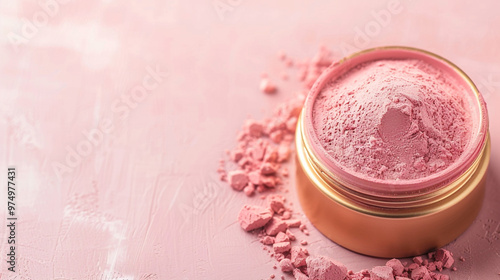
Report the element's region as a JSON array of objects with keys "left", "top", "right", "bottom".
[{"left": 1, "top": 0, "right": 499, "bottom": 279}]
